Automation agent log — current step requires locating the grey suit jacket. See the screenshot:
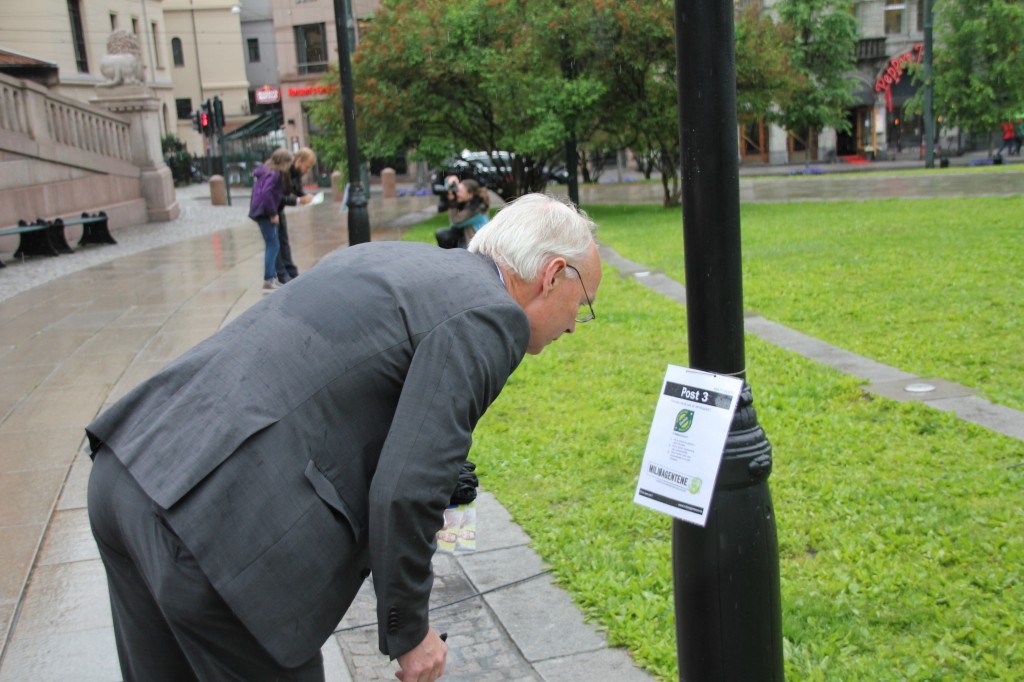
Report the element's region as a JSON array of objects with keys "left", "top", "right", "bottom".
[{"left": 86, "top": 242, "right": 530, "bottom": 666}]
